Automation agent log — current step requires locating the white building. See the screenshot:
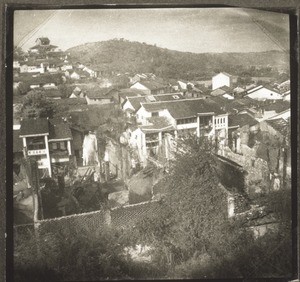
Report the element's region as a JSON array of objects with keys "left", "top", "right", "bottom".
[
  {"left": 212, "top": 72, "right": 232, "bottom": 90},
  {"left": 246, "top": 85, "right": 282, "bottom": 101},
  {"left": 130, "top": 98, "right": 228, "bottom": 166}
]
